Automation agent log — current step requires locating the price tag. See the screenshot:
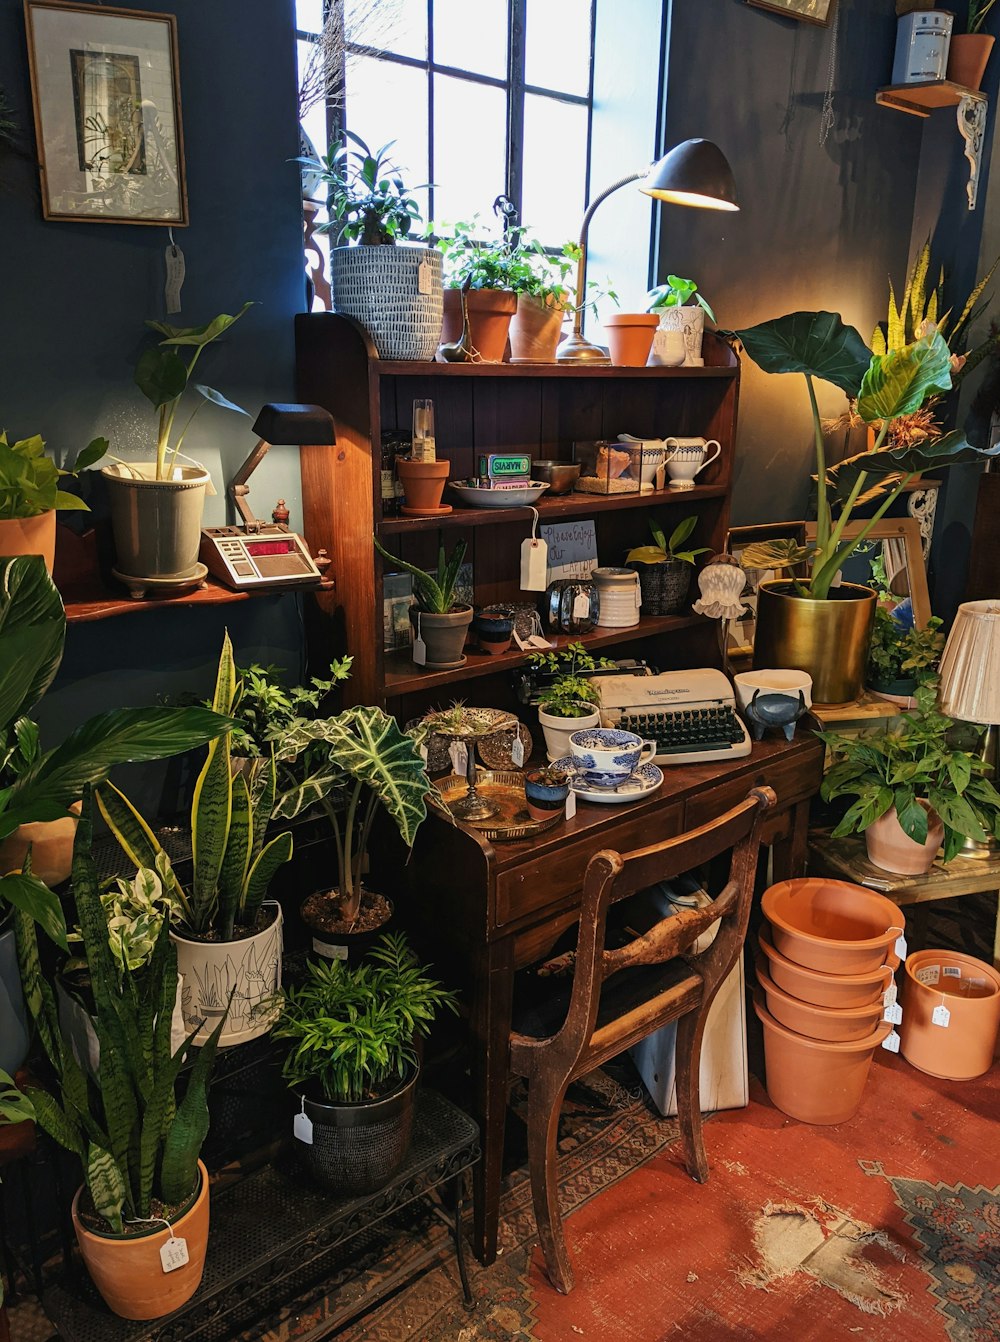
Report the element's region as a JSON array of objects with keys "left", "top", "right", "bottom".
[
  {"left": 882, "top": 981, "right": 898, "bottom": 1008},
  {"left": 412, "top": 614, "right": 426, "bottom": 666},
  {"left": 572, "top": 592, "right": 591, "bottom": 620},
  {"left": 932, "top": 1004, "right": 951, "bottom": 1028},
  {"left": 520, "top": 537, "right": 548, "bottom": 591},
  {"left": 449, "top": 741, "right": 469, "bottom": 776},
  {"left": 294, "top": 1100, "right": 314, "bottom": 1145},
  {"left": 882, "top": 1001, "right": 902, "bottom": 1025},
  {"left": 164, "top": 244, "right": 186, "bottom": 314},
  {"left": 511, "top": 734, "right": 525, "bottom": 767},
  {"left": 417, "top": 259, "right": 432, "bottom": 295},
  {"left": 916, "top": 964, "right": 940, "bottom": 986},
  {"left": 893, "top": 933, "right": 908, "bottom": 962},
  {"left": 942, "top": 965, "right": 962, "bottom": 978},
  {"left": 881, "top": 1029, "right": 900, "bottom": 1054},
  {"left": 418, "top": 741, "right": 428, "bottom": 763},
  {"left": 160, "top": 1236, "right": 190, "bottom": 1273},
  {"left": 565, "top": 789, "right": 577, "bottom": 819},
  {"left": 313, "top": 937, "right": 346, "bottom": 959}
]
